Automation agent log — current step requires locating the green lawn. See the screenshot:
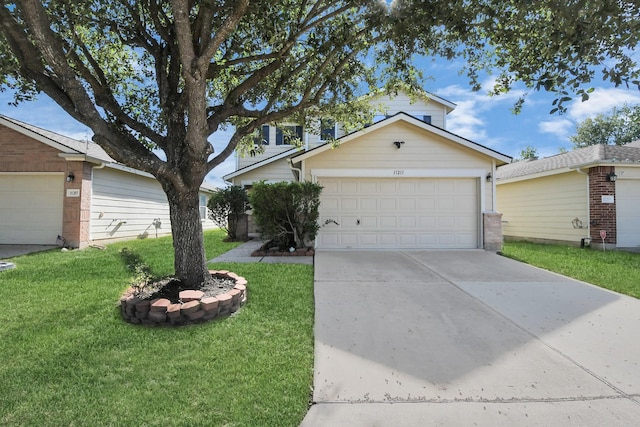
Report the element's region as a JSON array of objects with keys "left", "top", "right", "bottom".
[
  {"left": 0, "top": 230, "right": 314, "bottom": 426},
  {"left": 502, "top": 241, "right": 640, "bottom": 298}
]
